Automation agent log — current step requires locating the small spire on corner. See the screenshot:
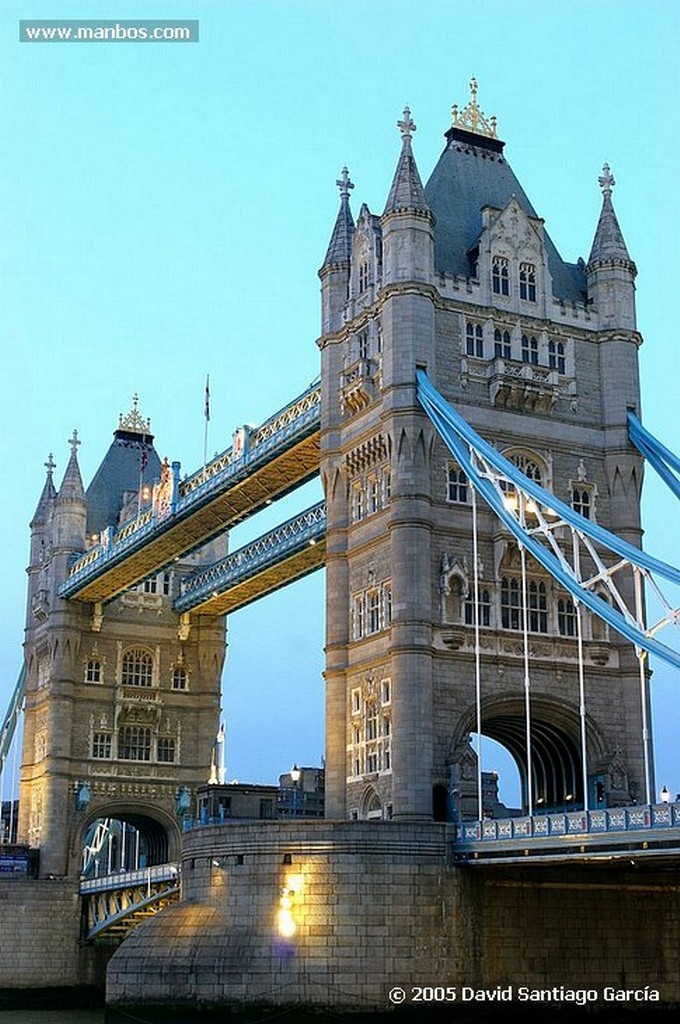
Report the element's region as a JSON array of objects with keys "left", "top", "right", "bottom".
[
  {"left": 397, "top": 106, "right": 416, "bottom": 141},
  {"left": 336, "top": 166, "right": 354, "bottom": 199},
  {"left": 598, "top": 163, "right": 615, "bottom": 198}
]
